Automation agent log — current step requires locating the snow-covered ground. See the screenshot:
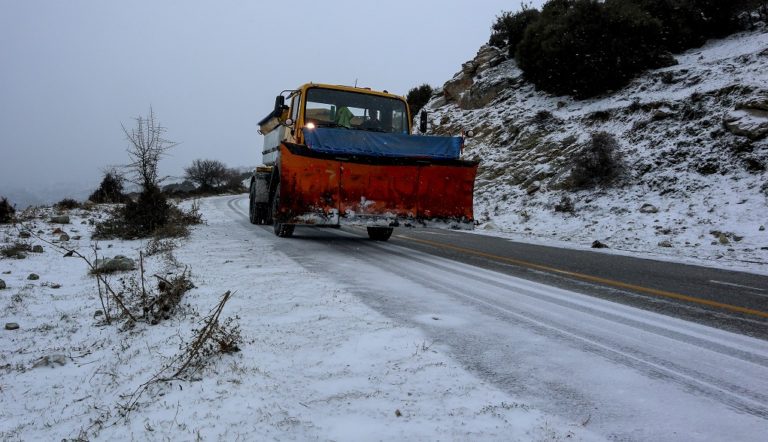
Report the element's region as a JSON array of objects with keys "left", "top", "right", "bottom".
[
  {"left": 0, "top": 199, "right": 602, "bottom": 441},
  {"left": 3, "top": 196, "right": 767, "bottom": 441},
  {"left": 426, "top": 28, "right": 768, "bottom": 275}
]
